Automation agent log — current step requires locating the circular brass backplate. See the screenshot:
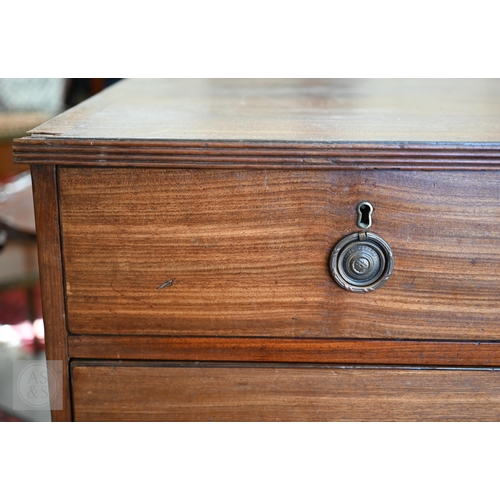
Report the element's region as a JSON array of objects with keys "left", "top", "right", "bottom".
[{"left": 330, "top": 232, "right": 394, "bottom": 292}]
